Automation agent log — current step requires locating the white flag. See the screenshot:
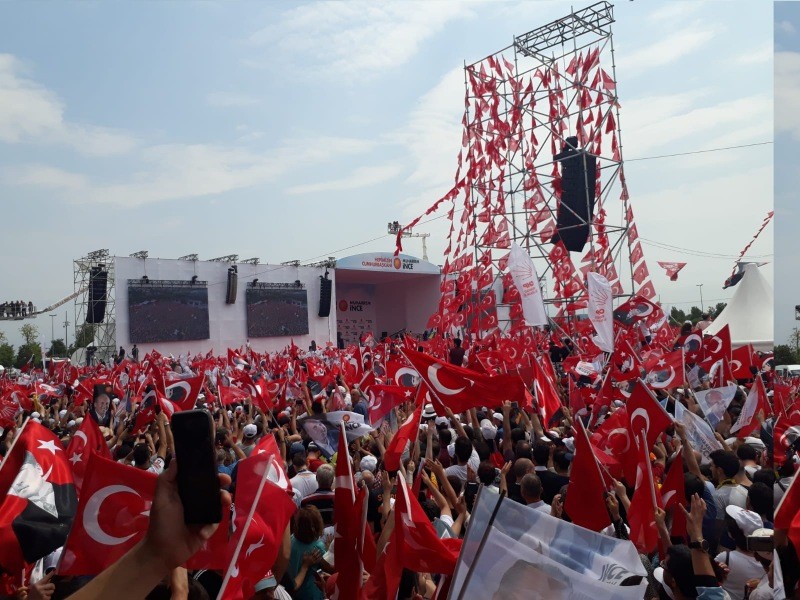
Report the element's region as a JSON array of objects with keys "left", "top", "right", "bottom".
[
  {"left": 587, "top": 272, "right": 613, "bottom": 352},
  {"left": 507, "top": 243, "right": 548, "bottom": 326}
]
